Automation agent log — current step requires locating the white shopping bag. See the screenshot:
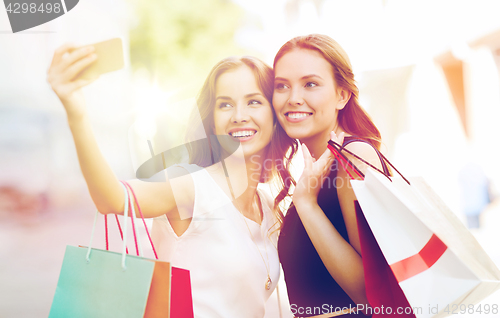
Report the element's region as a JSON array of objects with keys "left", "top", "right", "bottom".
[{"left": 351, "top": 169, "right": 500, "bottom": 318}]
